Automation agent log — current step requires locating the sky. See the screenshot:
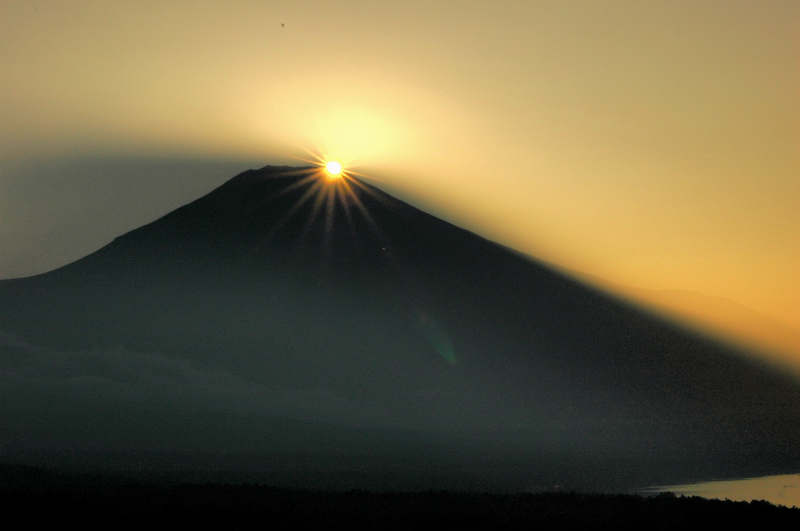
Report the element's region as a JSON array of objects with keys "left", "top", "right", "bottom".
[{"left": 1, "top": 1, "right": 798, "bottom": 368}]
